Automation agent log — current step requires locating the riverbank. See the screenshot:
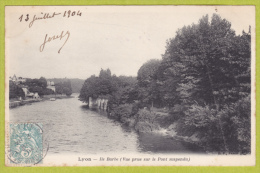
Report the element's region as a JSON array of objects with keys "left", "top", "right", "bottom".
[
  {"left": 106, "top": 104, "right": 204, "bottom": 151},
  {"left": 9, "top": 94, "right": 74, "bottom": 108},
  {"left": 10, "top": 95, "right": 206, "bottom": 155},
  {"left": 9, "top": 99, "right": 42, "bottom": 108}
]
